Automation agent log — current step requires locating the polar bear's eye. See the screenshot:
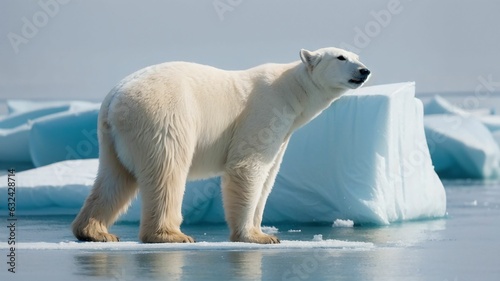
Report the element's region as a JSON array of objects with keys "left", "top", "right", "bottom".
[{"left": 337, "top": 55, "right": 346, "bottom": 61}]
